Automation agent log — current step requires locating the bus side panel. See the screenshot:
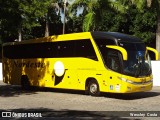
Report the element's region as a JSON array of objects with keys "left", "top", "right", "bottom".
[
  {"left": 45, "top": 58, "right": 78, "bottom": 89},
  {"left": 76, "top": 58, "right": 105, "bottom": 91},
  {"left": 42, "top": 58, "right": 104, "bottom": 90},
  {"left": 3, "top": 58, "right": 22, "bottom": 85},
  {"left": 19, "top": 58, "right": 78, "bottom": 89},
  {"left": 20, "top": 58, "right": 47, "bottom": 87},
  {"left": 100, "top": 70, "right": 123, "bottom": 93}
]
